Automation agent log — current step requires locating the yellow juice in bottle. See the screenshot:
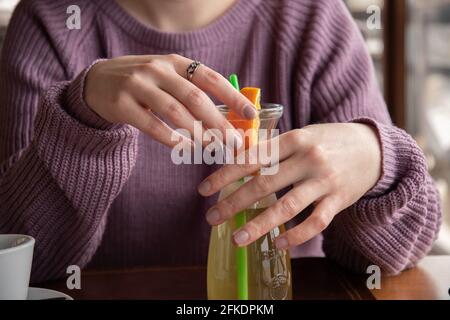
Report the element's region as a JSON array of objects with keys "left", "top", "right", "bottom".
[
  {"left": 208, "top": 98, "right": 289, "bottom": 300},
  {"left": 207, "top": 183, "right": 292, "bottom": 300}
]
